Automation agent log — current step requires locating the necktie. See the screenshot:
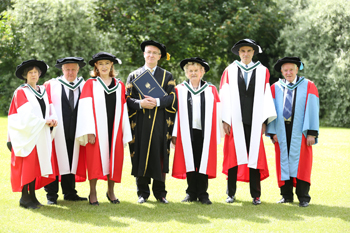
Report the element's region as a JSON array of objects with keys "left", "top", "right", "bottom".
[
  {"left": 244, "top": 65, "right": 248, "bottom": 88},
  {"left": 69, "top": 82, "right": 74, "bottom": 110},
  {"left": 150, "top": 68, "right": 154, "bottom": 74},
  {"left": 283, "top": 83, "right": 294, "bottom": 121}
]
